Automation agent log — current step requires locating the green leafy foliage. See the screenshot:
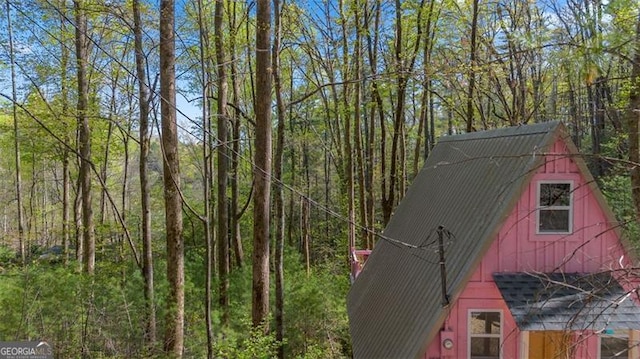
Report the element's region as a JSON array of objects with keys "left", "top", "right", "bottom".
[
  {"left": 181, "top": 246, "right": 351, "bottom": 358},
  {"left": 212, "top": 320, "right": 280, "bottom": 359},
  {"left": 284, "top": 259, "right": 351, "bottom": 358},
  {"left": 0, "top": 245, "right": 352, "bottom": 358},
  {"left": 600, "top": 170, "right": 640, "bottom": 243},
  {"left": 0, "top": 263, "right": 144, "bottom": 357},
  {"left": 7, "top": 0, "right": 640, "bottom": 356},
  {"left": 0, "top": 245, "right": 17, "bottom": 265}
]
